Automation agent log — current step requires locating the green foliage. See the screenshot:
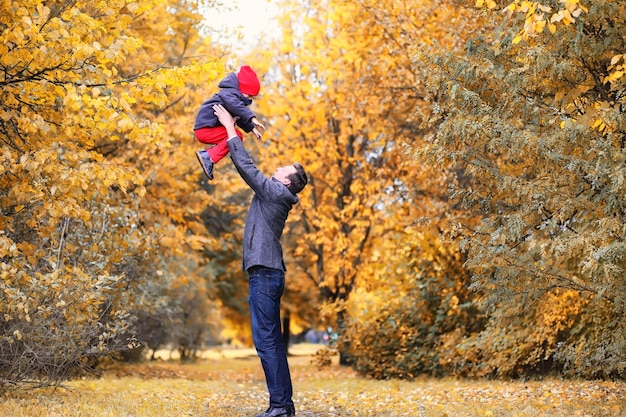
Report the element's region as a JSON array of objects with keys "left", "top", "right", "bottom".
[
  {"left": 444, "top": 290, "right": 626, "bottom": 379},
  {"left": 410, "top": 0, "right": 626, "bottom": 378}
]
